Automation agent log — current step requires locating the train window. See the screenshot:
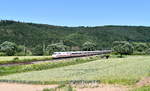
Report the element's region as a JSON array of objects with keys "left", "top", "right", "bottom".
[{"left": 71, "top": 52, "right": 80, "bottom": 54}]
